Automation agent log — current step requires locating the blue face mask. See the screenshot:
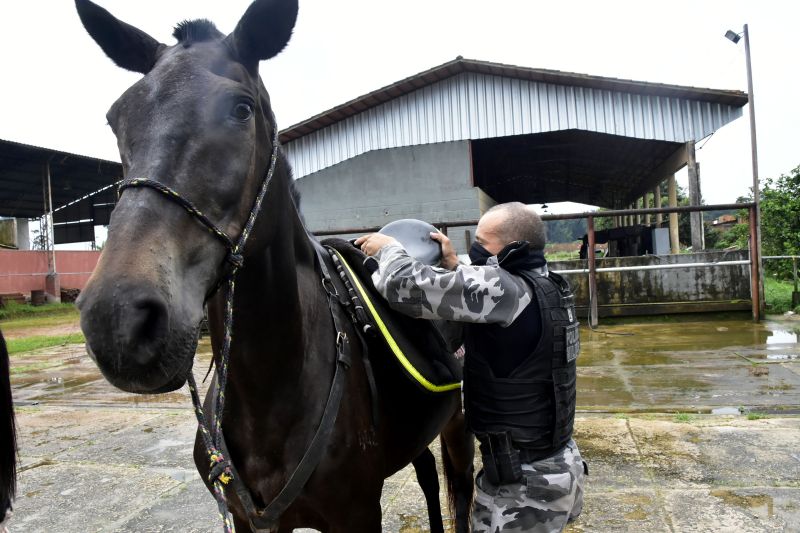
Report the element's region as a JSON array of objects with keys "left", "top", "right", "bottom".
[{"left": 469, "top": 242, "right": 493, "bottom": 265}]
